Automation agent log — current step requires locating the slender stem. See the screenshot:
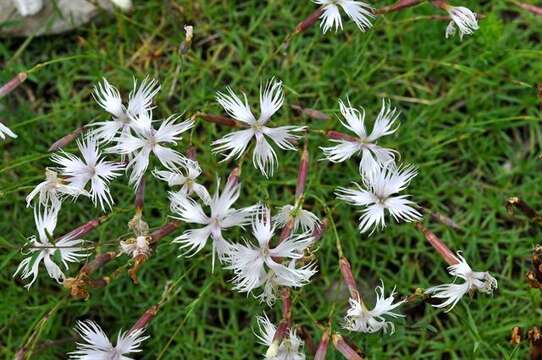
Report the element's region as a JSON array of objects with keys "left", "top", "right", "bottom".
[
  {"left": 326, "top": 130, "right": 358, "bottom": 143},
  {"left": 314, "top": 328, "right": 330, "bottom": 360},
  {"left": 332, "top": 334, "right": 364, "bottom": 360},
  {"left": 295, "top": 7, "right": 325, "bottom": 34},
  {"left": 510, "top": 1, "right": 542, "bottom": 16},
  {"left": 135, "top": 177, "right": 145, "bottom": 214},
  {"left": 48, "top": 125, "right": 86, "bottom": 152},
  {"left": 59, "top": 215, "right": 108, "bottom": 243},
  {"left": 325, "top": 206, "right": 343, "bottom": 258},
  {"left": 129, "top": 304, "right": 160, "bottom": 334},
  {"left": 339, "top": 256, "right": 362, "bottom": 303},
  {"left": 295, "top": 138, "right": 309, "bottom": 199},
  {"left": 415, "top": 223, "right": 459, "bottom": 265},
  {"left": 149, "top": 221, "right": 182, "bottom": 245},
  {"left": 375, "top": 0, "right": 425, "bottom": 14},
  {"left": 0, "top": 72, "right": 27, "bottom": 98}
]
